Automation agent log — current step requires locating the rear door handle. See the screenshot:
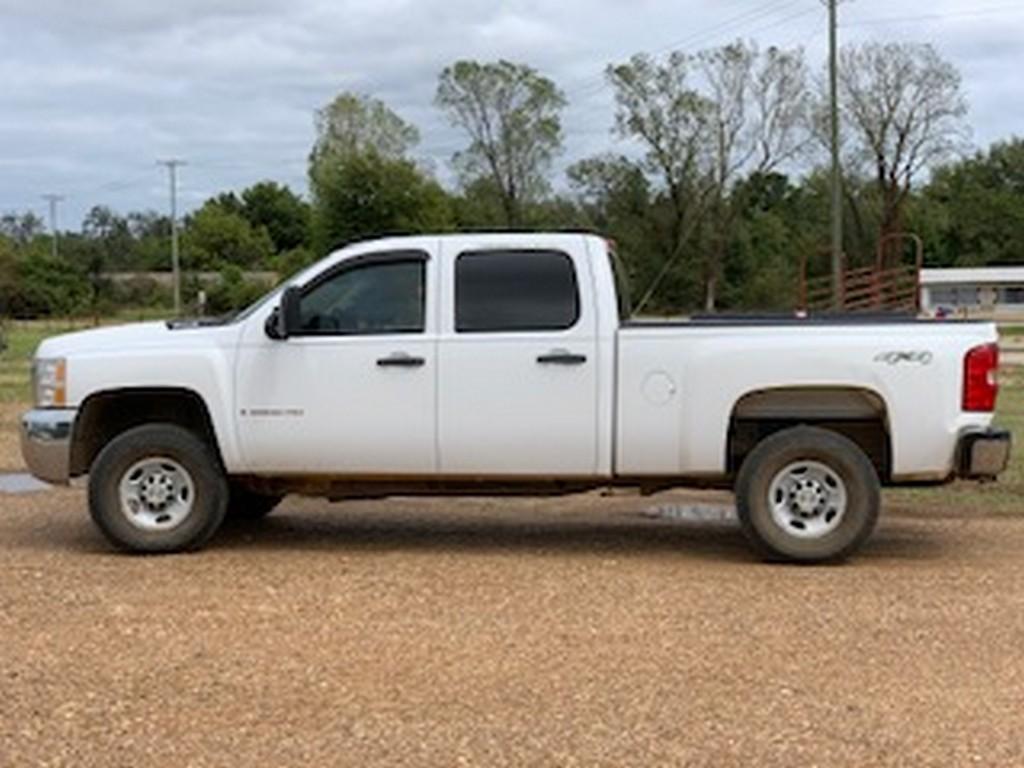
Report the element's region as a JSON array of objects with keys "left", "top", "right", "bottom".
[
  {"left": 376, "top": 353, "right": 425, "bottom": 368},
  {"left": 536, "top": 350, "right": 588, "bottom": 365}
]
